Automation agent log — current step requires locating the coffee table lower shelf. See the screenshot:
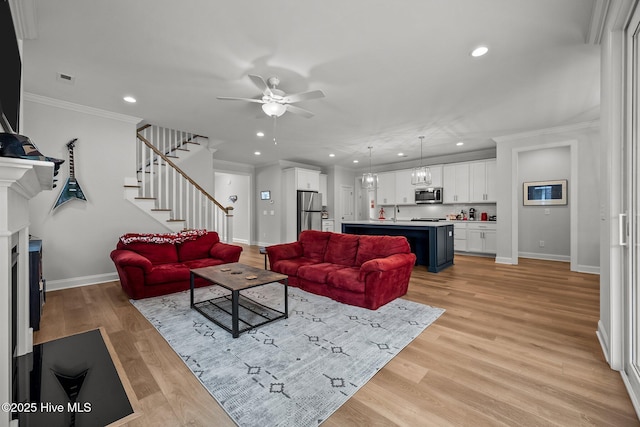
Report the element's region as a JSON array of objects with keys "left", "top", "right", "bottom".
[{"left": 193, "top": 293, "right": 286, "bottom": 337}]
